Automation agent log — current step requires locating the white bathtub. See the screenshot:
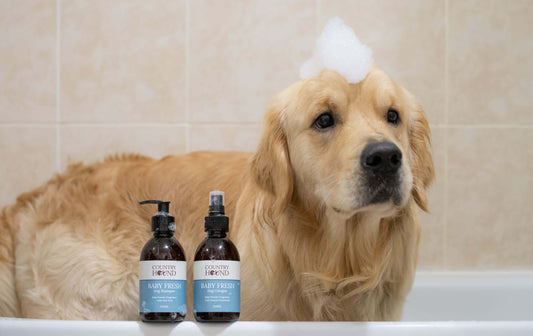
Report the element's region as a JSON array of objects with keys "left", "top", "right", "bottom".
[
  {"left": 403, "top": 271, "right": 533, "bottom": 321},
  {"left": 1, "top": 272, "right": 532, "bottom": 336}
]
